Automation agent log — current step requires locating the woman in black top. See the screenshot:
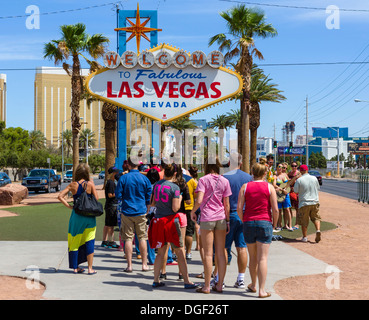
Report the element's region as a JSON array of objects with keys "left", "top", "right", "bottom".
[{"left": 101, "top": 166, "right": 120, "bottom": 248}]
